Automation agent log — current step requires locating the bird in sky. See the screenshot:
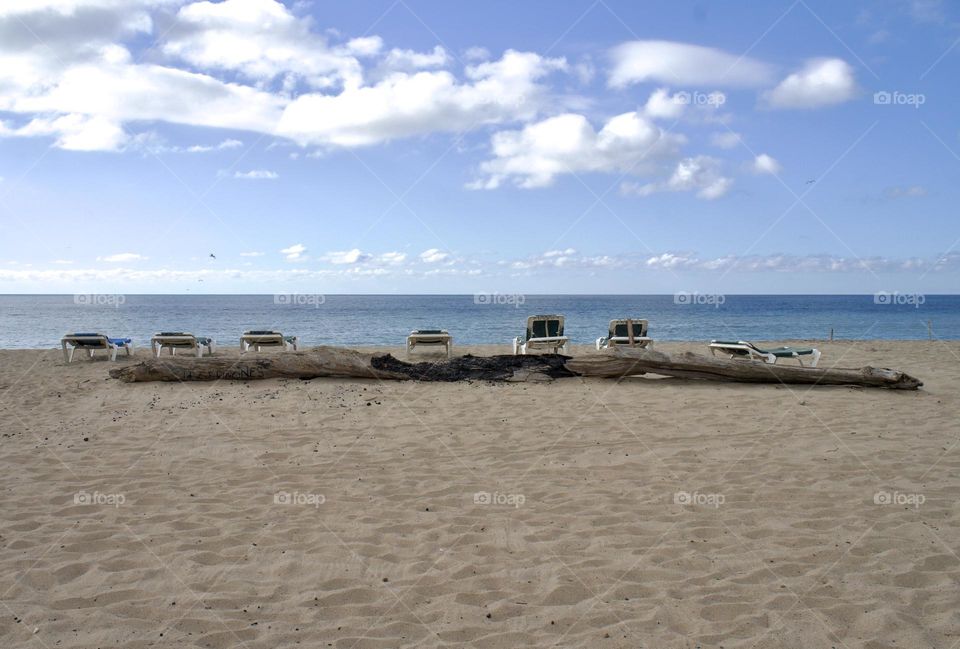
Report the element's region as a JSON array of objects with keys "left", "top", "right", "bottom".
[{"left": 209, "top": 253, "right": 216, "bottom": 259}]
